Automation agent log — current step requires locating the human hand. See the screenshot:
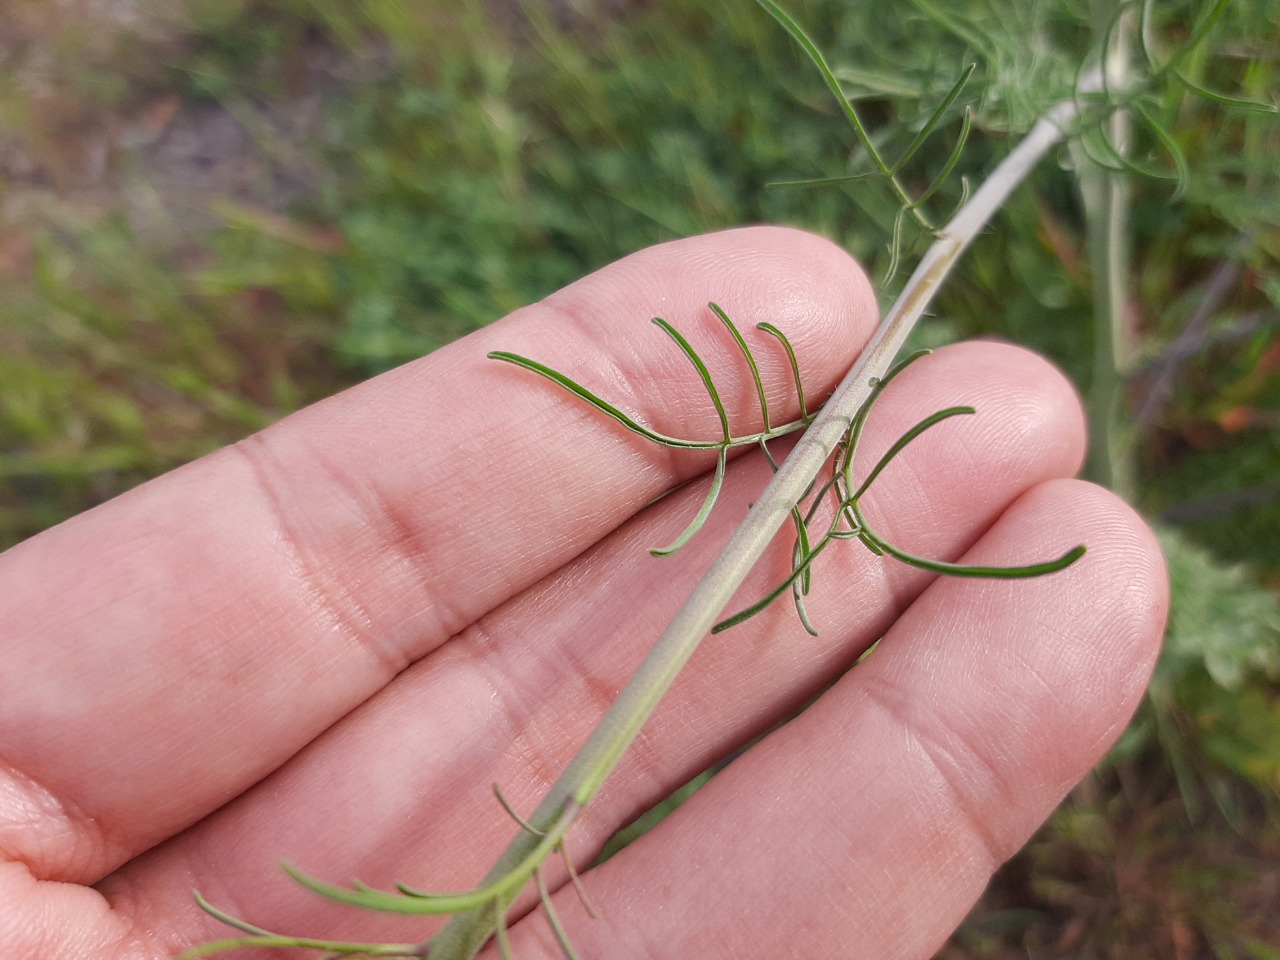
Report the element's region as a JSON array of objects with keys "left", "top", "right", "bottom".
[{"left": 0, "top": 227, "right": 1166, "bottom": 960}]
